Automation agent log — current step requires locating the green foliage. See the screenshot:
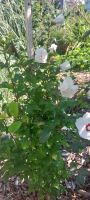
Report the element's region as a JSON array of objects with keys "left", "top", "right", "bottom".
[
  {"left": 32, "top": 1, "right": 57, "bottom": 48},
  {"left": 66, "top": 42, "right": 90, "bottom": 70},
  {"left": 7, "top": 102, "right": 19, "bottom": 117},
  {"left": 8, "top": 121, "right": 22, "bottom": 133},
  {"left": 0, "top": 0, "right": 57, "bottom": 52},
  {"left": 0, "top": 52, "right": 79, "bottom": 198},
  {"left": 0, "top": 2, "right": 90, "bottom": 199},
  {"left": 0, "top": 0, "right": 25, "bottom": 51},
  {"left": 50, "top": 7, "right": 90, "bottom": 57}
]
